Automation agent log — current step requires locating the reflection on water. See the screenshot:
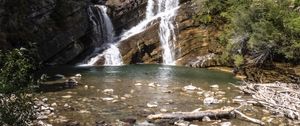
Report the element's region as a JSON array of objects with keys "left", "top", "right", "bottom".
[{"left": 39, "top": 65, "right": 250, "bottom": 125}]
